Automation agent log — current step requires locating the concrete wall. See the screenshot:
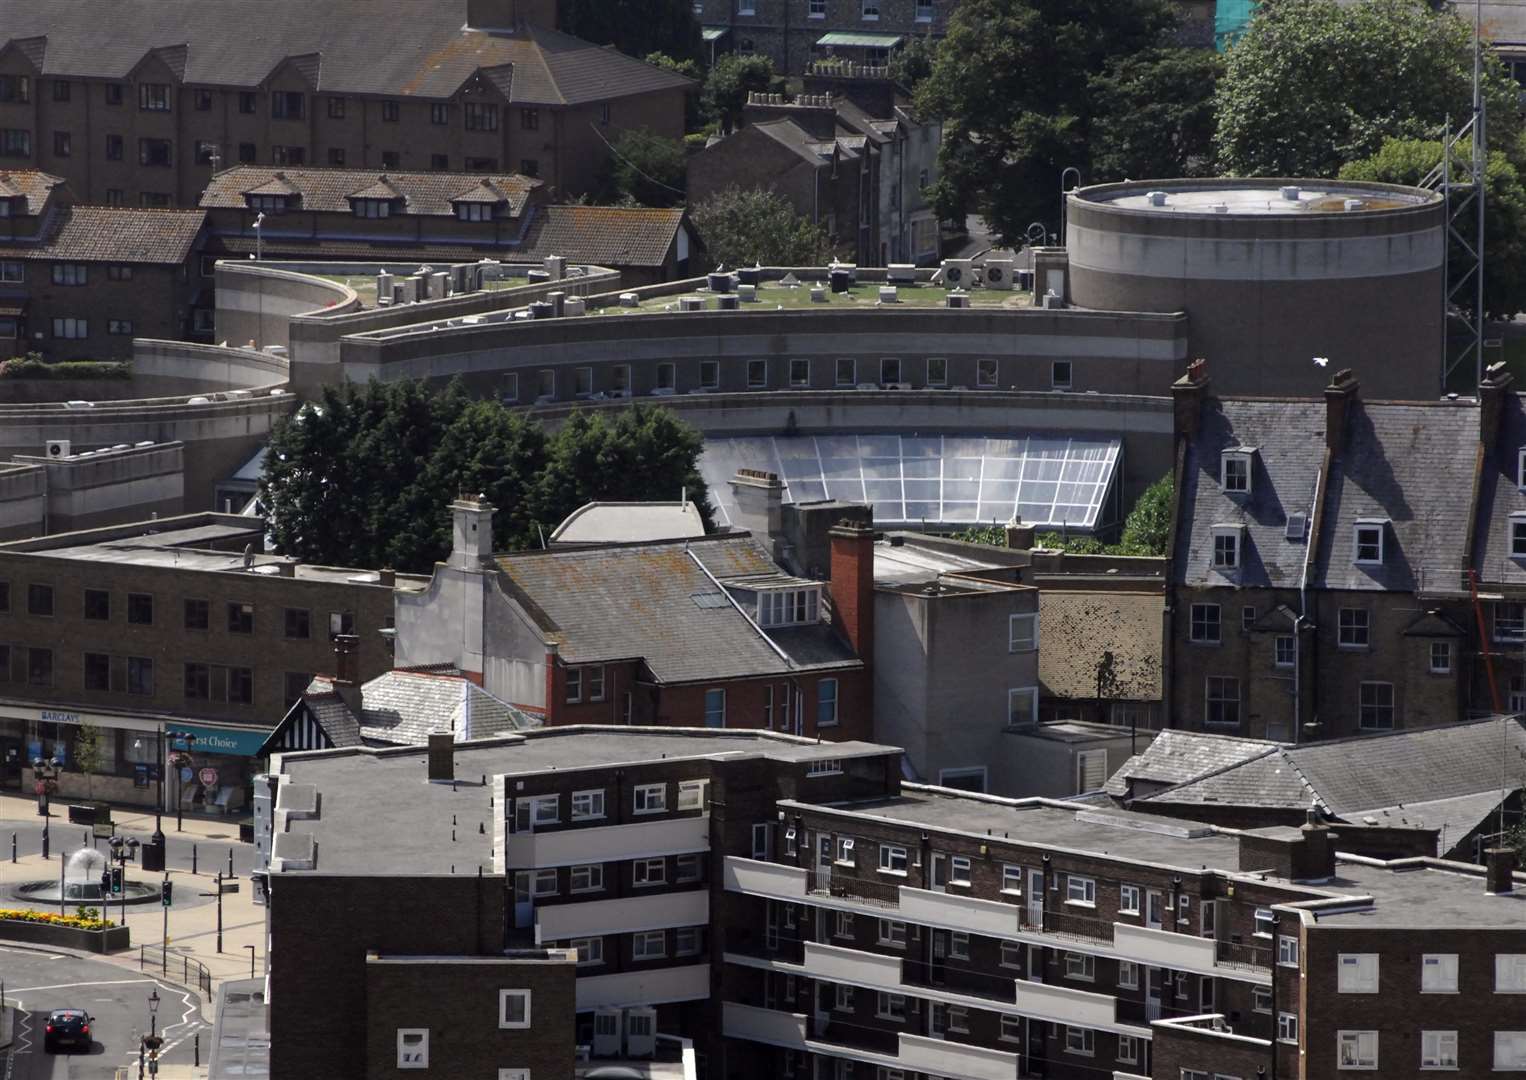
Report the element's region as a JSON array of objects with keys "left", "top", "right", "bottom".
[
  {"left": 214, "top": 262, "right": 361, "bottom": 354},
  {"left": 5, "top": 442, "right": 185, "bottom": 535}
]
